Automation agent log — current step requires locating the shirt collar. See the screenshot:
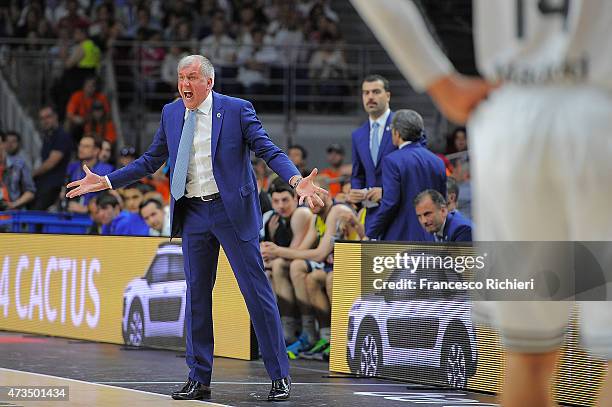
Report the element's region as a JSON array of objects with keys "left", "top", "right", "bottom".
[
  {"left": 186, "top": 91, "right": 213, "bottom": 117},
  {"left": 399, "top": 140, "right": 412, "bottom": 149},
  {"left": 435, "top": 216, "right": 448, "bottom": 240},
  {"left": 369, "top": 108, "right": 391, "bottom": 129}
]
